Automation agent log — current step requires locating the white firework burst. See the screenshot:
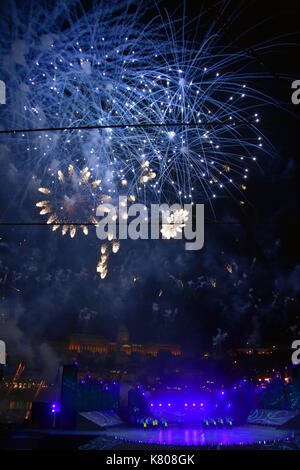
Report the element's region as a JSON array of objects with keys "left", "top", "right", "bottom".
[{"left": 161, "top": 209, "right": 189, "bottom": 239}]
